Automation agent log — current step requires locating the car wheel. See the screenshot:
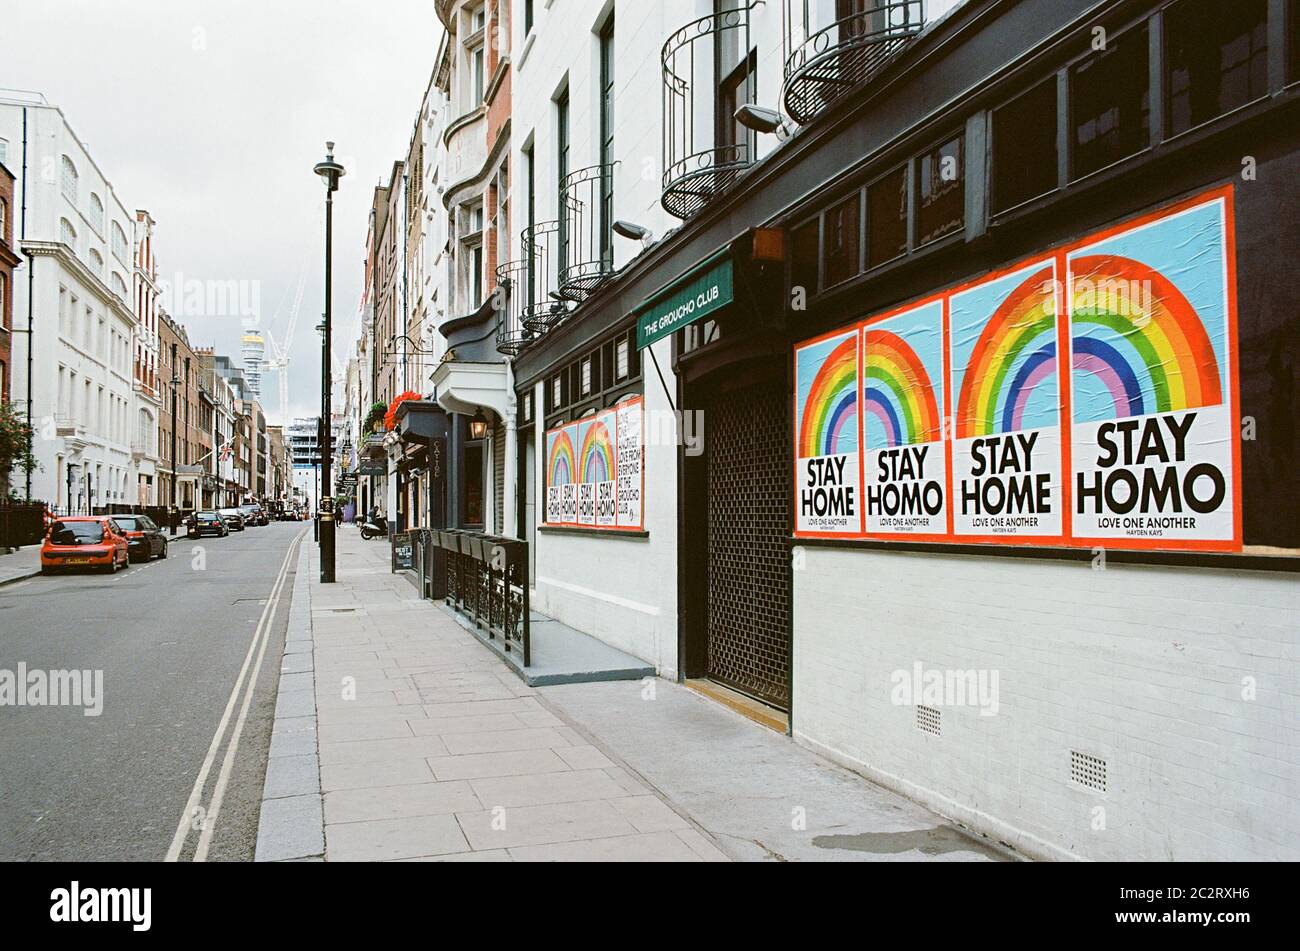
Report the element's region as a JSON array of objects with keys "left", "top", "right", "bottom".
[{"left": 160, "top": 543, "right": 169, "bottom": 559}]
